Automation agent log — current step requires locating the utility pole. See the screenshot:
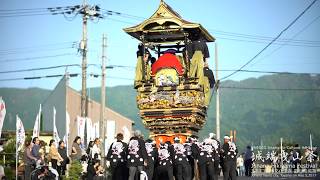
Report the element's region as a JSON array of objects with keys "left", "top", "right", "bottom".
[
  {"left": 49, "top": 1, "right": 103, "bottom": 117},
  {"left": 215, "top": 43, "right": 220, "bottom": 141},
  {"left": 100, "top": 34, "right": 106, "bottom": 165},
  {"left": 80, "top": 0, "right": 88, "bottom": 117}
]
